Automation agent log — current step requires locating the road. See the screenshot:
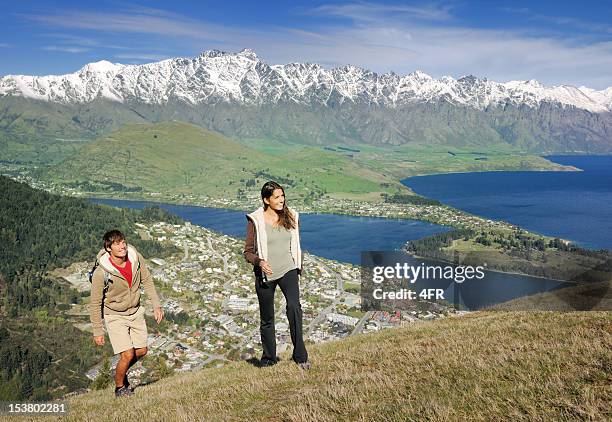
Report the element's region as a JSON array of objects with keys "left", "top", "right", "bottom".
[{"left": 351, "top": 311, "right": 374, "bottom": 336}]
